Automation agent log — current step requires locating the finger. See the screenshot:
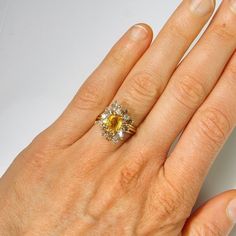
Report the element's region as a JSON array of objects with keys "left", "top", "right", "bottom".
[
  {"left": 86, "top": 0, "right": 215, "bottom": 148},
  {"left": 111, "top": 0, "right": 216, "bottom": 121},
  {"left": 164, "top": 51, "right": 236, "bottom": 201},
  {"left": 134, "top": 0, "right": 236, "bottom": 153},
  {"left": 37, "top": 24, "right": 153, "bottom": 147},
  {"left": 183, "top": 190, "right": 236, "bottom": 236}
]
